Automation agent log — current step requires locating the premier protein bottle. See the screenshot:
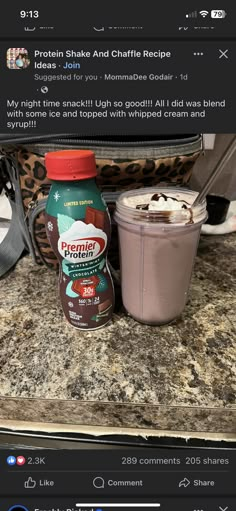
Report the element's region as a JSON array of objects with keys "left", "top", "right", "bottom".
[{"left": 45, "top": 150, "right": 115, "bottom": 330}]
